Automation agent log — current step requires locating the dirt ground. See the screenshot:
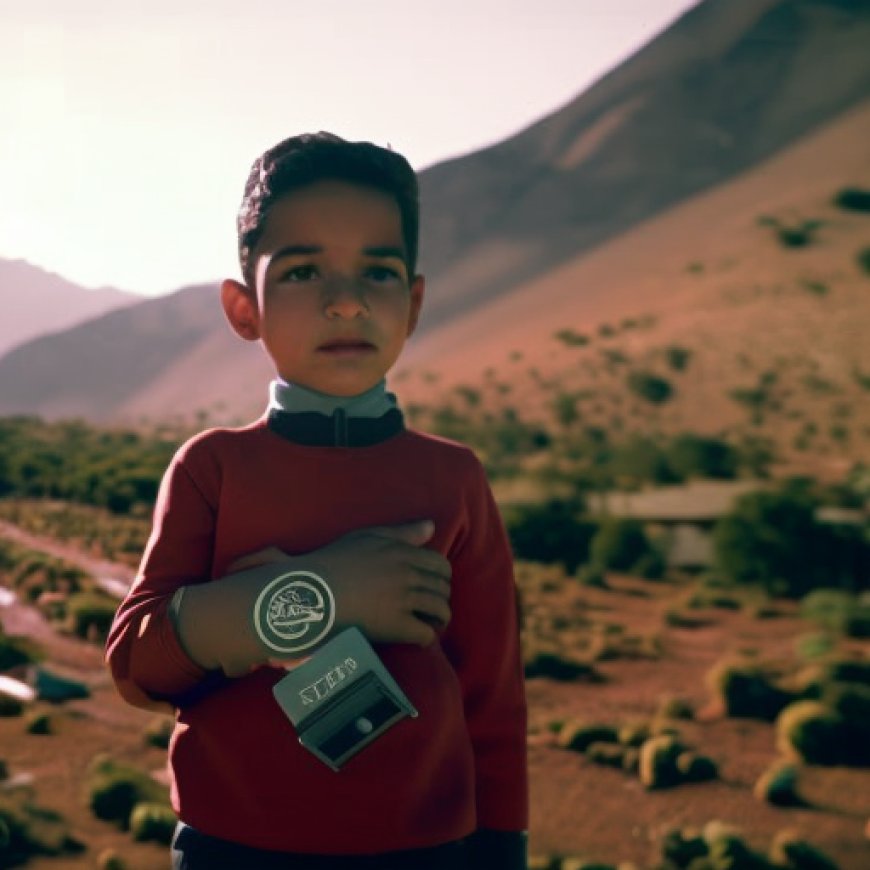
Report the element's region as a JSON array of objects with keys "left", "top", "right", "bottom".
[{"left": 1, "top": 540, "right": 868, "bottom": 869}]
